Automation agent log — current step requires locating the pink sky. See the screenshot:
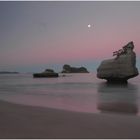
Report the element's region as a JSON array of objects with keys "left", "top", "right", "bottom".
[{"left": 1, "top": 2, "right": 140, "bottom": 72}]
